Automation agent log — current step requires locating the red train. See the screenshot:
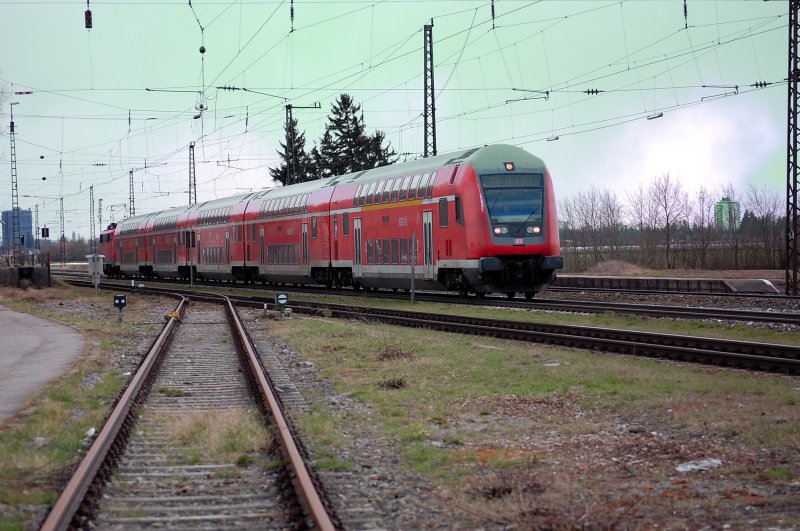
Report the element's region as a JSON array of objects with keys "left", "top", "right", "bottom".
[{"left": 99, "top": 144, "right": 562, "bottom": 298}]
